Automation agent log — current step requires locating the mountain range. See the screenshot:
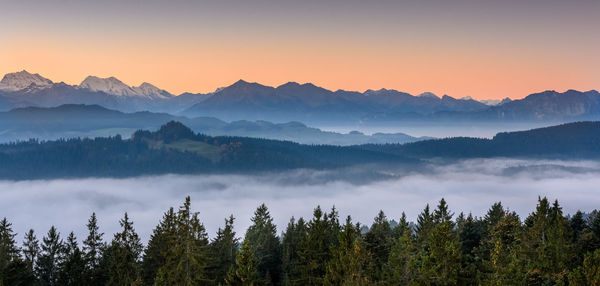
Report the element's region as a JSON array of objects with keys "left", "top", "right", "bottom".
[
  {"left": 0, "top": 104, "right": 431, "bottom": 145},
  {"left": 1, "top": 70, "right": 599, "bottom": 124}
]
